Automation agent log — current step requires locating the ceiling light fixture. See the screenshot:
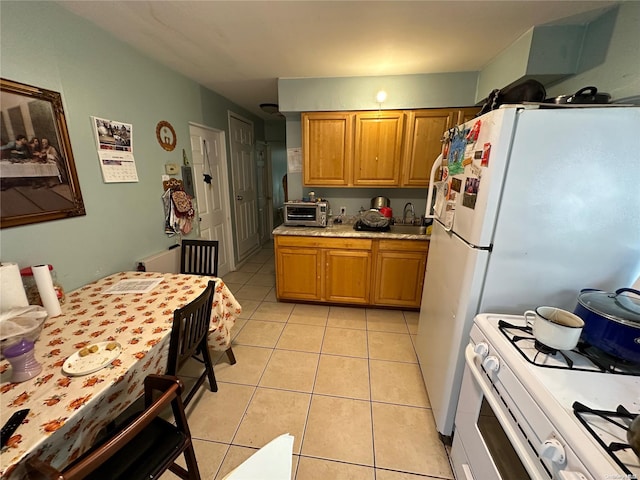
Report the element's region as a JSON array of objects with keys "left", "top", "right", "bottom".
[
  {"left": 259, "top": 103, "right": 280, "bottom": 115},
  {"left": 376, "top": 90, "right": 387, "bottom": 103}
]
